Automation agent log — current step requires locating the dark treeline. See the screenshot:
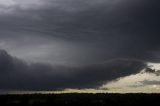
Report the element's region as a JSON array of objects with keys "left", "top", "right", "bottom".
[{"left": 0, "top": 93, "right": 160, "bottom": 106}]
